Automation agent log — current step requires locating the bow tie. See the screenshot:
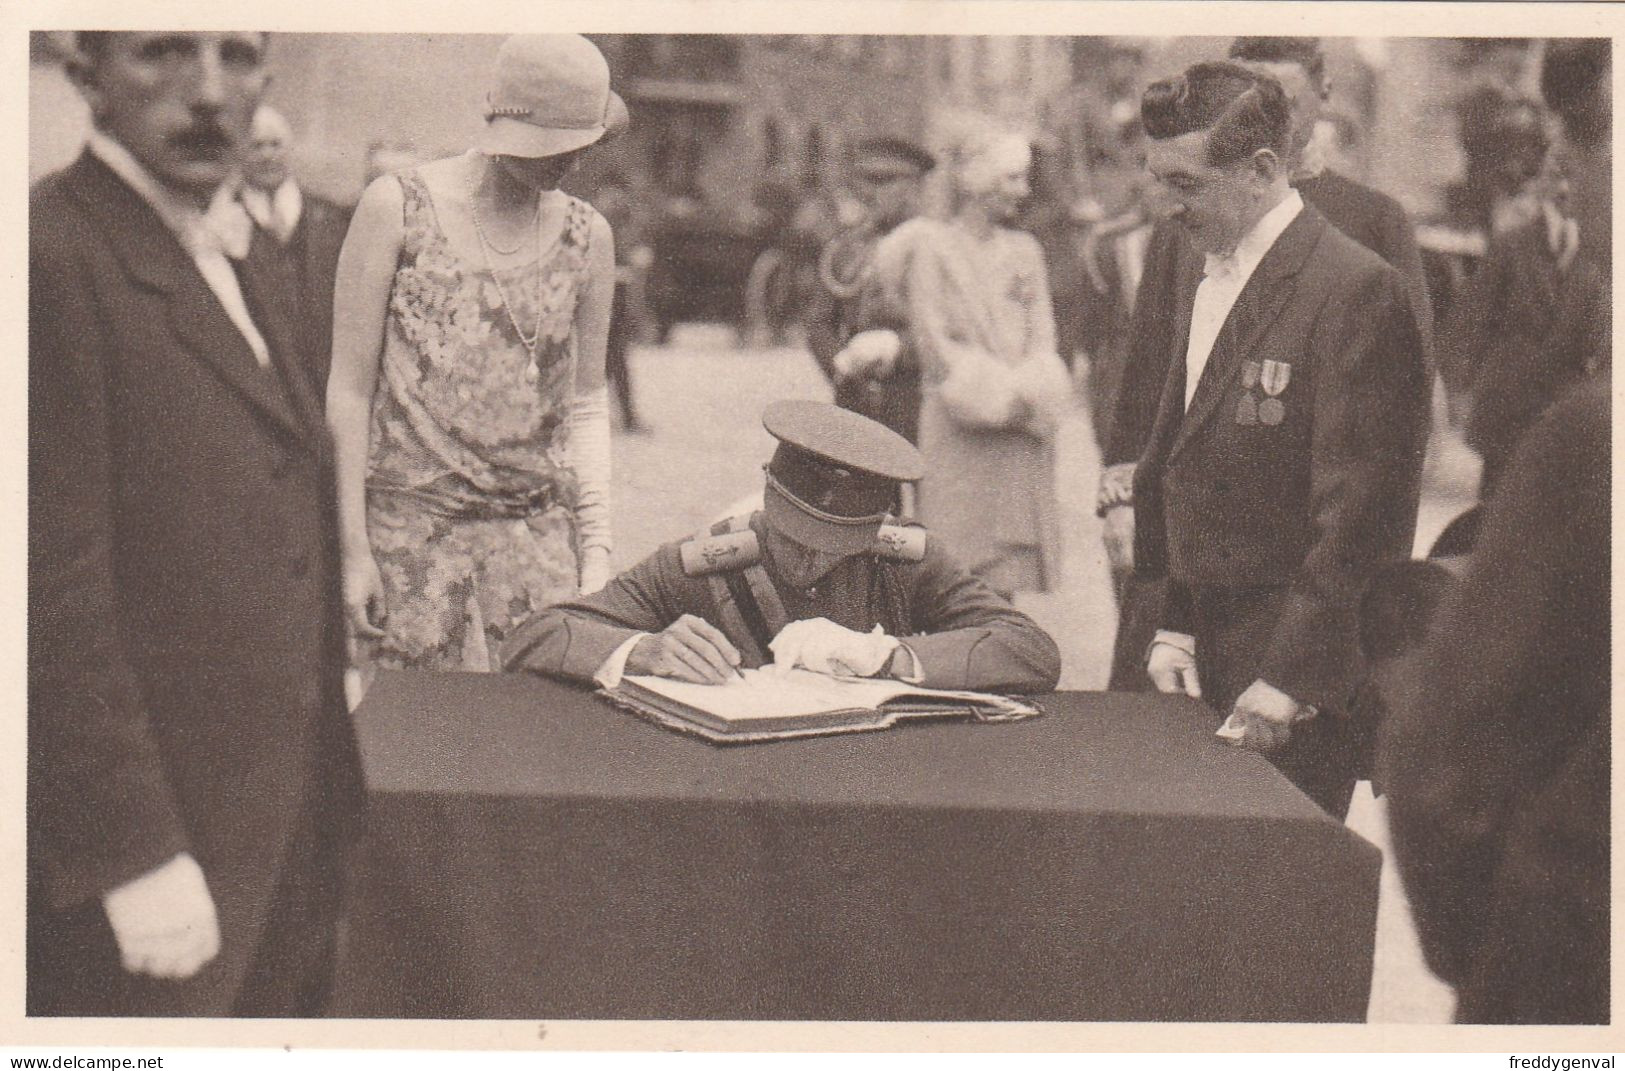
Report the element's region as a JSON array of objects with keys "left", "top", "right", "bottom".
[
  {"left": 193, "top": 196, "right": 254, "bottom": 261},
  {"left": 1202, "top": 252, "right": 1238, "bottom": 279}
]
